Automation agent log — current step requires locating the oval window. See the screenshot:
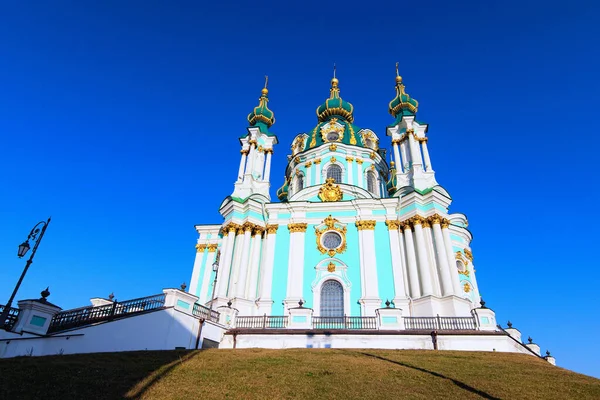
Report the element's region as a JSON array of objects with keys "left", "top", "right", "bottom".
[
  {"left": 327, "top": 132, "right": 340, "bottom": 142},
  {"left": 322, "top": 231, "right": 342, "bottom": 250}
]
